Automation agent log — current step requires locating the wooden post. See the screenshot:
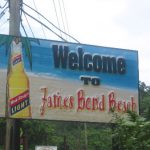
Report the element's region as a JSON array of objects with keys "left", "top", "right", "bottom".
[
  {"left": 5, "top": 0, "right": 21, "bottom": 150},
  {"left": 84, "top": 123, "right": 88, "bottom": 150}
]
